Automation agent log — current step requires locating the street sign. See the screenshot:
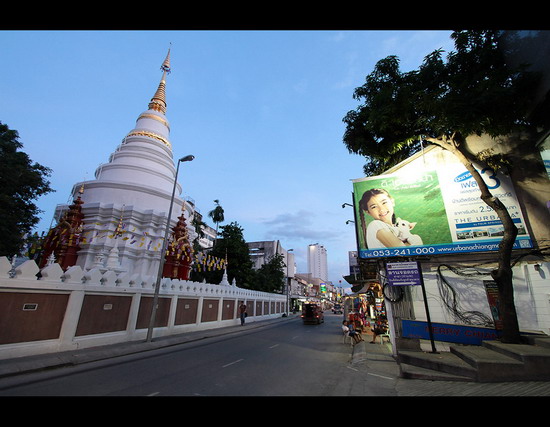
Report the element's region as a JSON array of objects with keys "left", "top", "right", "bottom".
[
  {"left": 386, "top": 260, "right": 438, "bottom": 353},
  {"left": 386, "top": 261, "right": 422, "bottom": 286}
]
